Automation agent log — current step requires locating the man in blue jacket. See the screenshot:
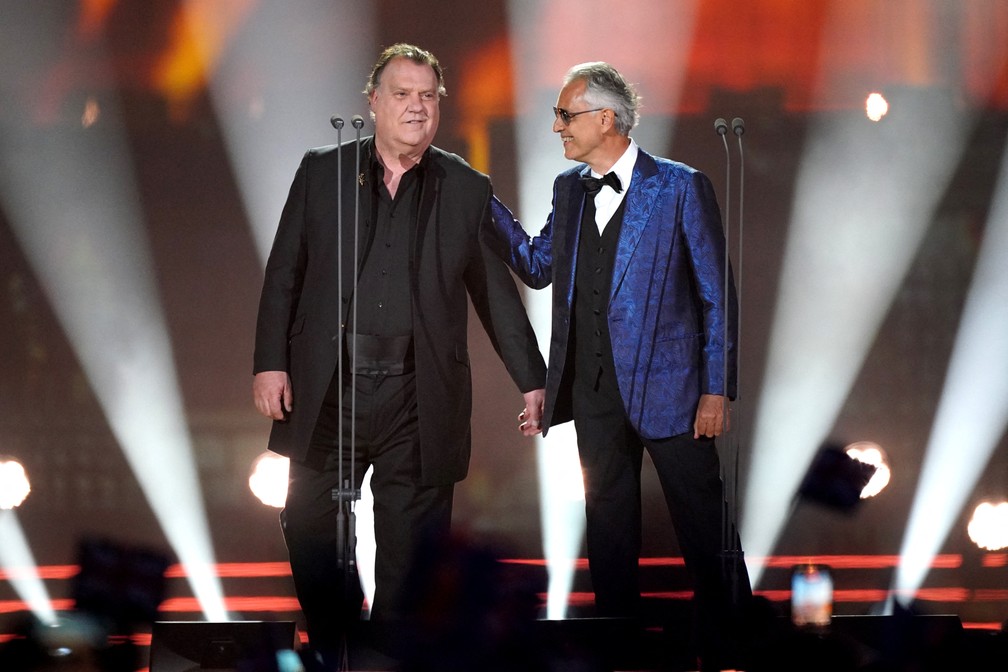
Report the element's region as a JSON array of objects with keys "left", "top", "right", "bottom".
[{"left": 491, "top": 61, "right": 750, "bottom": 671}]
